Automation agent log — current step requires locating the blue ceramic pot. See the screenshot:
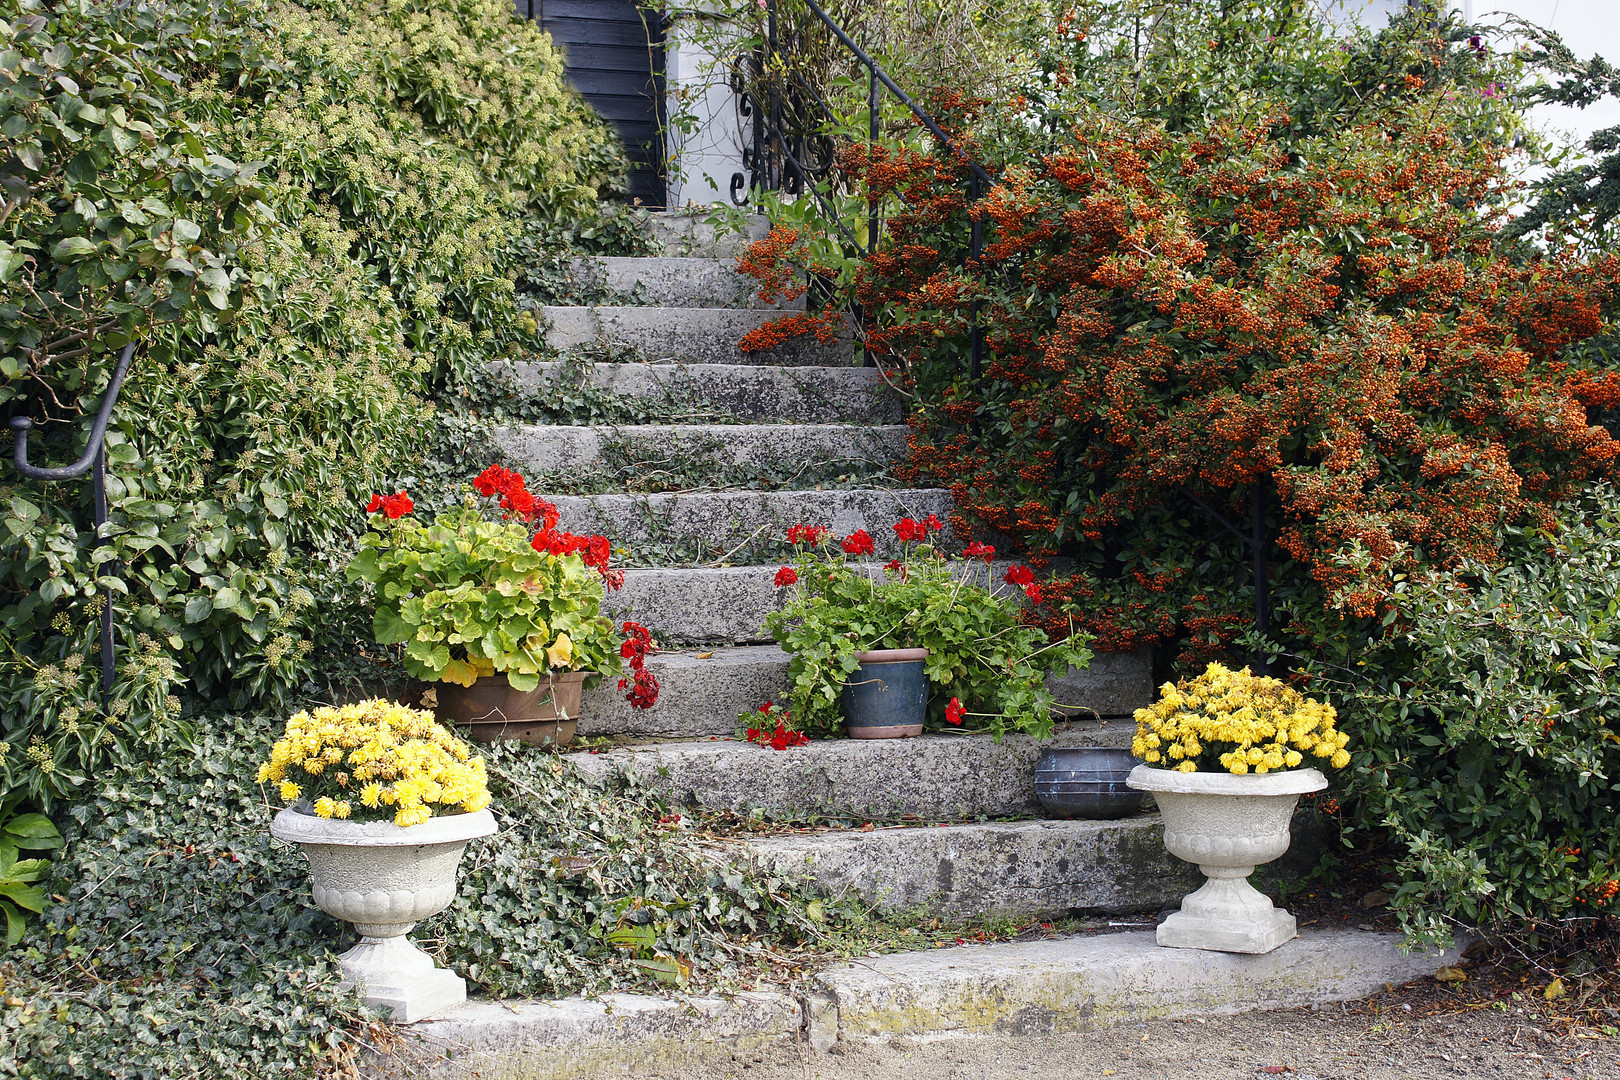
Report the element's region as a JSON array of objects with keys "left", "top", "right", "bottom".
[
  {"left": 842, "top": 648, "right": 928, "bottom": 738},
  {"left": 1034, "top": 746, "right": 1145, "bottom": 819}
]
